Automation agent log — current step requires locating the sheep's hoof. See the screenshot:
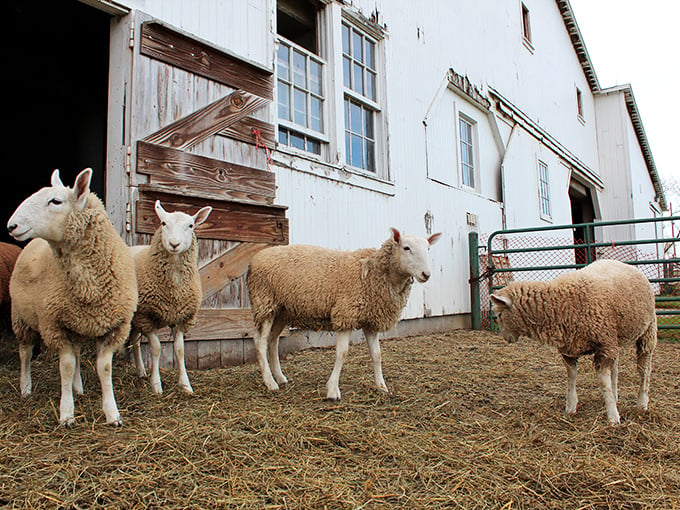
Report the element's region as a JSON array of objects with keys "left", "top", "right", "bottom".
[
  {"left": 107, "top": 416, "right": 123, "bottom": 427},
  {"left": 150, "top": 381, "right": 163, "bottom": 394},
  {"left": 377, "top": 385, "right": 390, "bottom": 395},
  {"left": 274, "top": 375, "right": 289, "bottom": 385},
  {"left": 180, "top": 384, "right": 194, "bottom": 394},
  {"left": 60, "top": 416, "right": 77, "bottom": 428},
  {"left": 326, "top": 390, "right": 341, "bottom": 401},
  {"left": 264, "top": 381, "right": 280, "bottom": 391}
]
